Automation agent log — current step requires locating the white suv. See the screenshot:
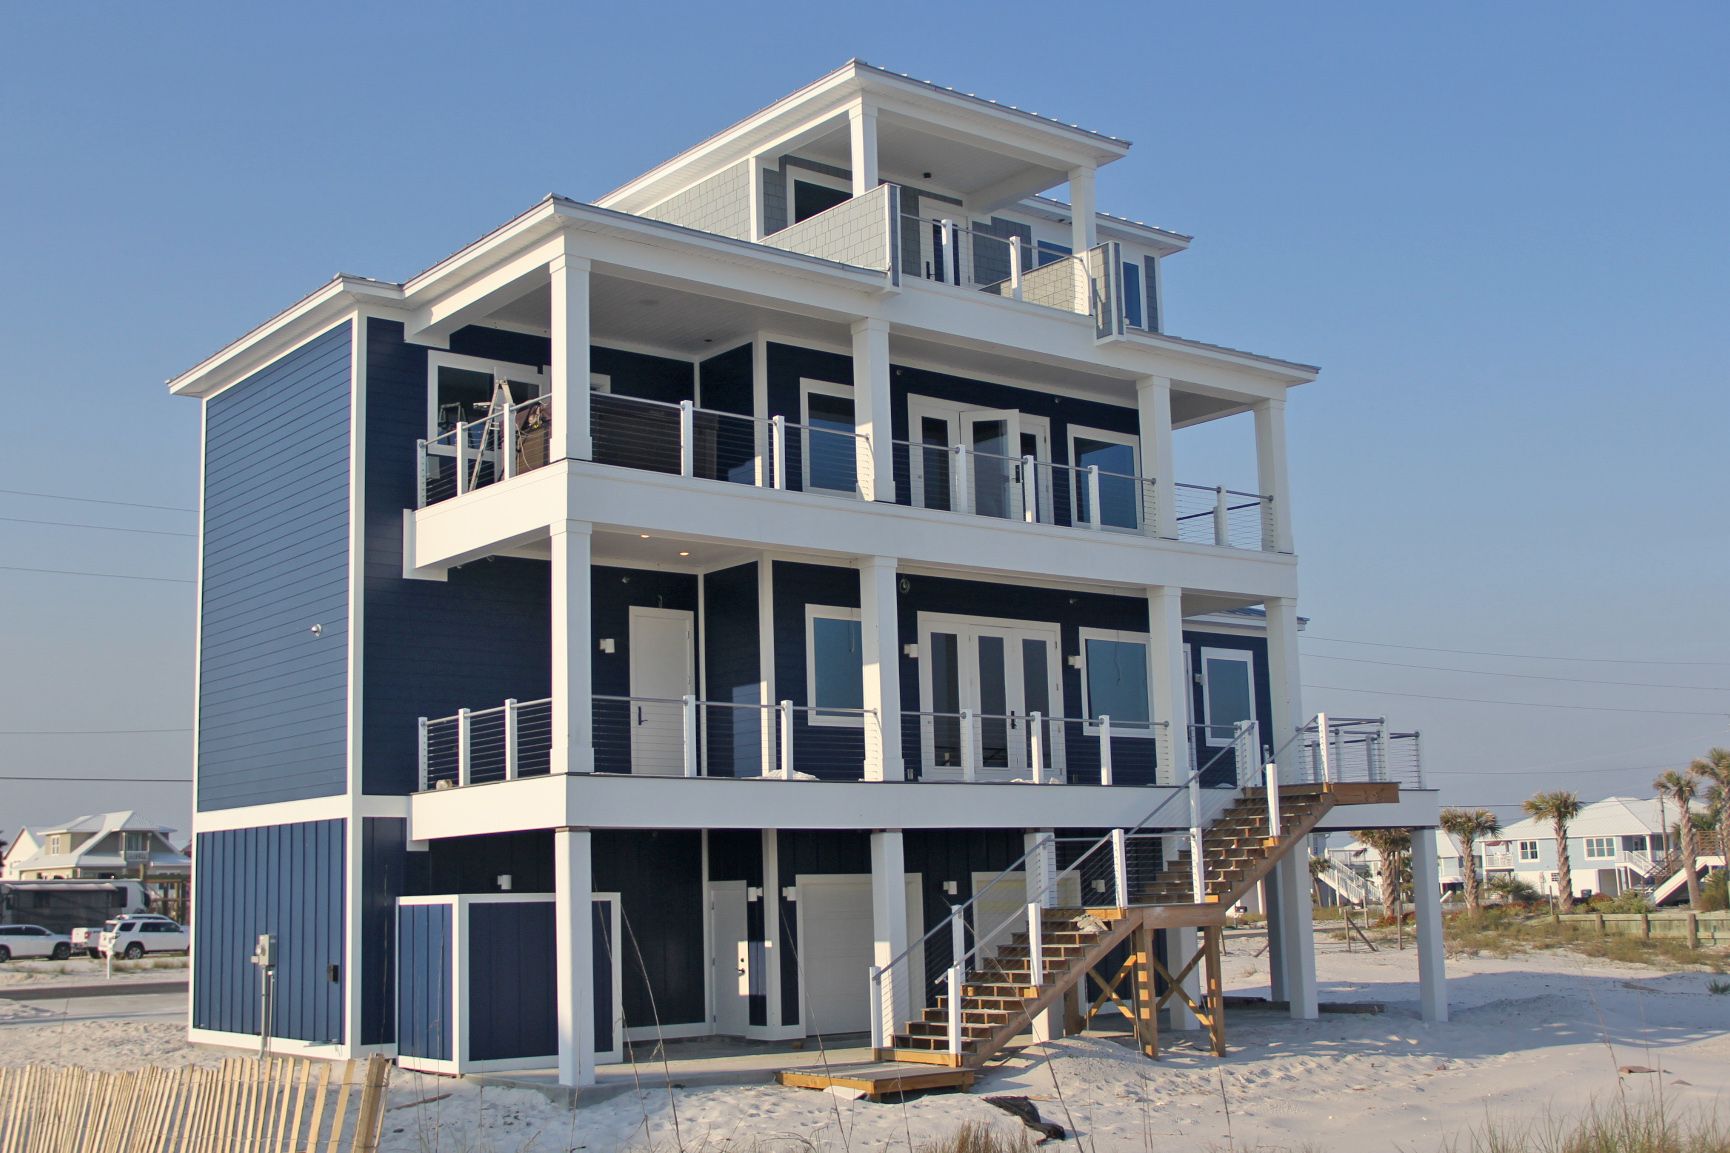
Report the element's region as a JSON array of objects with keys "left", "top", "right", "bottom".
[
  {"left": 0, "top": 924, "right": 73, "bottom": 962},
  {"left": 81, "top": 914, "right": 176, "bottom": 957},
  {"left": 97, "top": 918, "right": 189, "bottom": 960}
]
